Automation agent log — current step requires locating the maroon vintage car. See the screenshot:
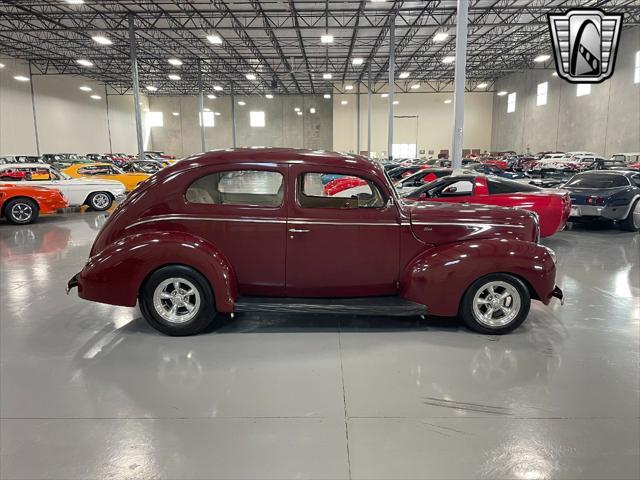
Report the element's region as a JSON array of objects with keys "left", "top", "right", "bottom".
[{"left": 67, "top": 148, "right": 562, "bottom": 336}]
